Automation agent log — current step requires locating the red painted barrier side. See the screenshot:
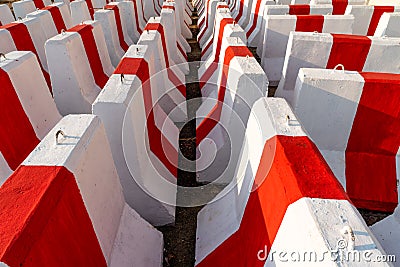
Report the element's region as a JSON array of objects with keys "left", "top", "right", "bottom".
[
  {"left": 289, "top": 4, "right": 311, "bottom": 15},
  {"left": 246, "top": 0, "right": 263, "bottom": 38},
  {"left": 346, "top": 72, "right": 400, "bottom": 212},
  {"left": 0, "top": 166, "right": 106, "bottom": 266},
  {"left": 332, "top": 0, "right": 348, "bottom": 15},
  {"left": 114, "top": 57, "right": 178, "bottom": 177},
  {"left": 367, "top": 6, "right": 395, "bottom": 36},
  {"left": 104, "top": 5, "right": 129, "bottom": 51},
  {"left": 295, "top": 15, "right": 324, "bottom": 32},
  {"left": 67, "top": 24, "right": 109, "bottom": 89},
  {"left": 145, "top": 23, "right": 186, "bottom": 97},
  {"left": 132, "top": 0, "right": 143, "bottom": 34},
  {"left": 43, "top": 5, "right": 67, "bottom": 33},
  {"left": 326, "top": 34, "right": 371, "bottom": 71},
  {"left": 0, "top": 69, "right": 39, "bottom": 171},
  {"left": 197, "top": 135, "right": 348, "bottom": 266},
  {"left": 197, "top": 46, "right": 253, "bottom": 145}
]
